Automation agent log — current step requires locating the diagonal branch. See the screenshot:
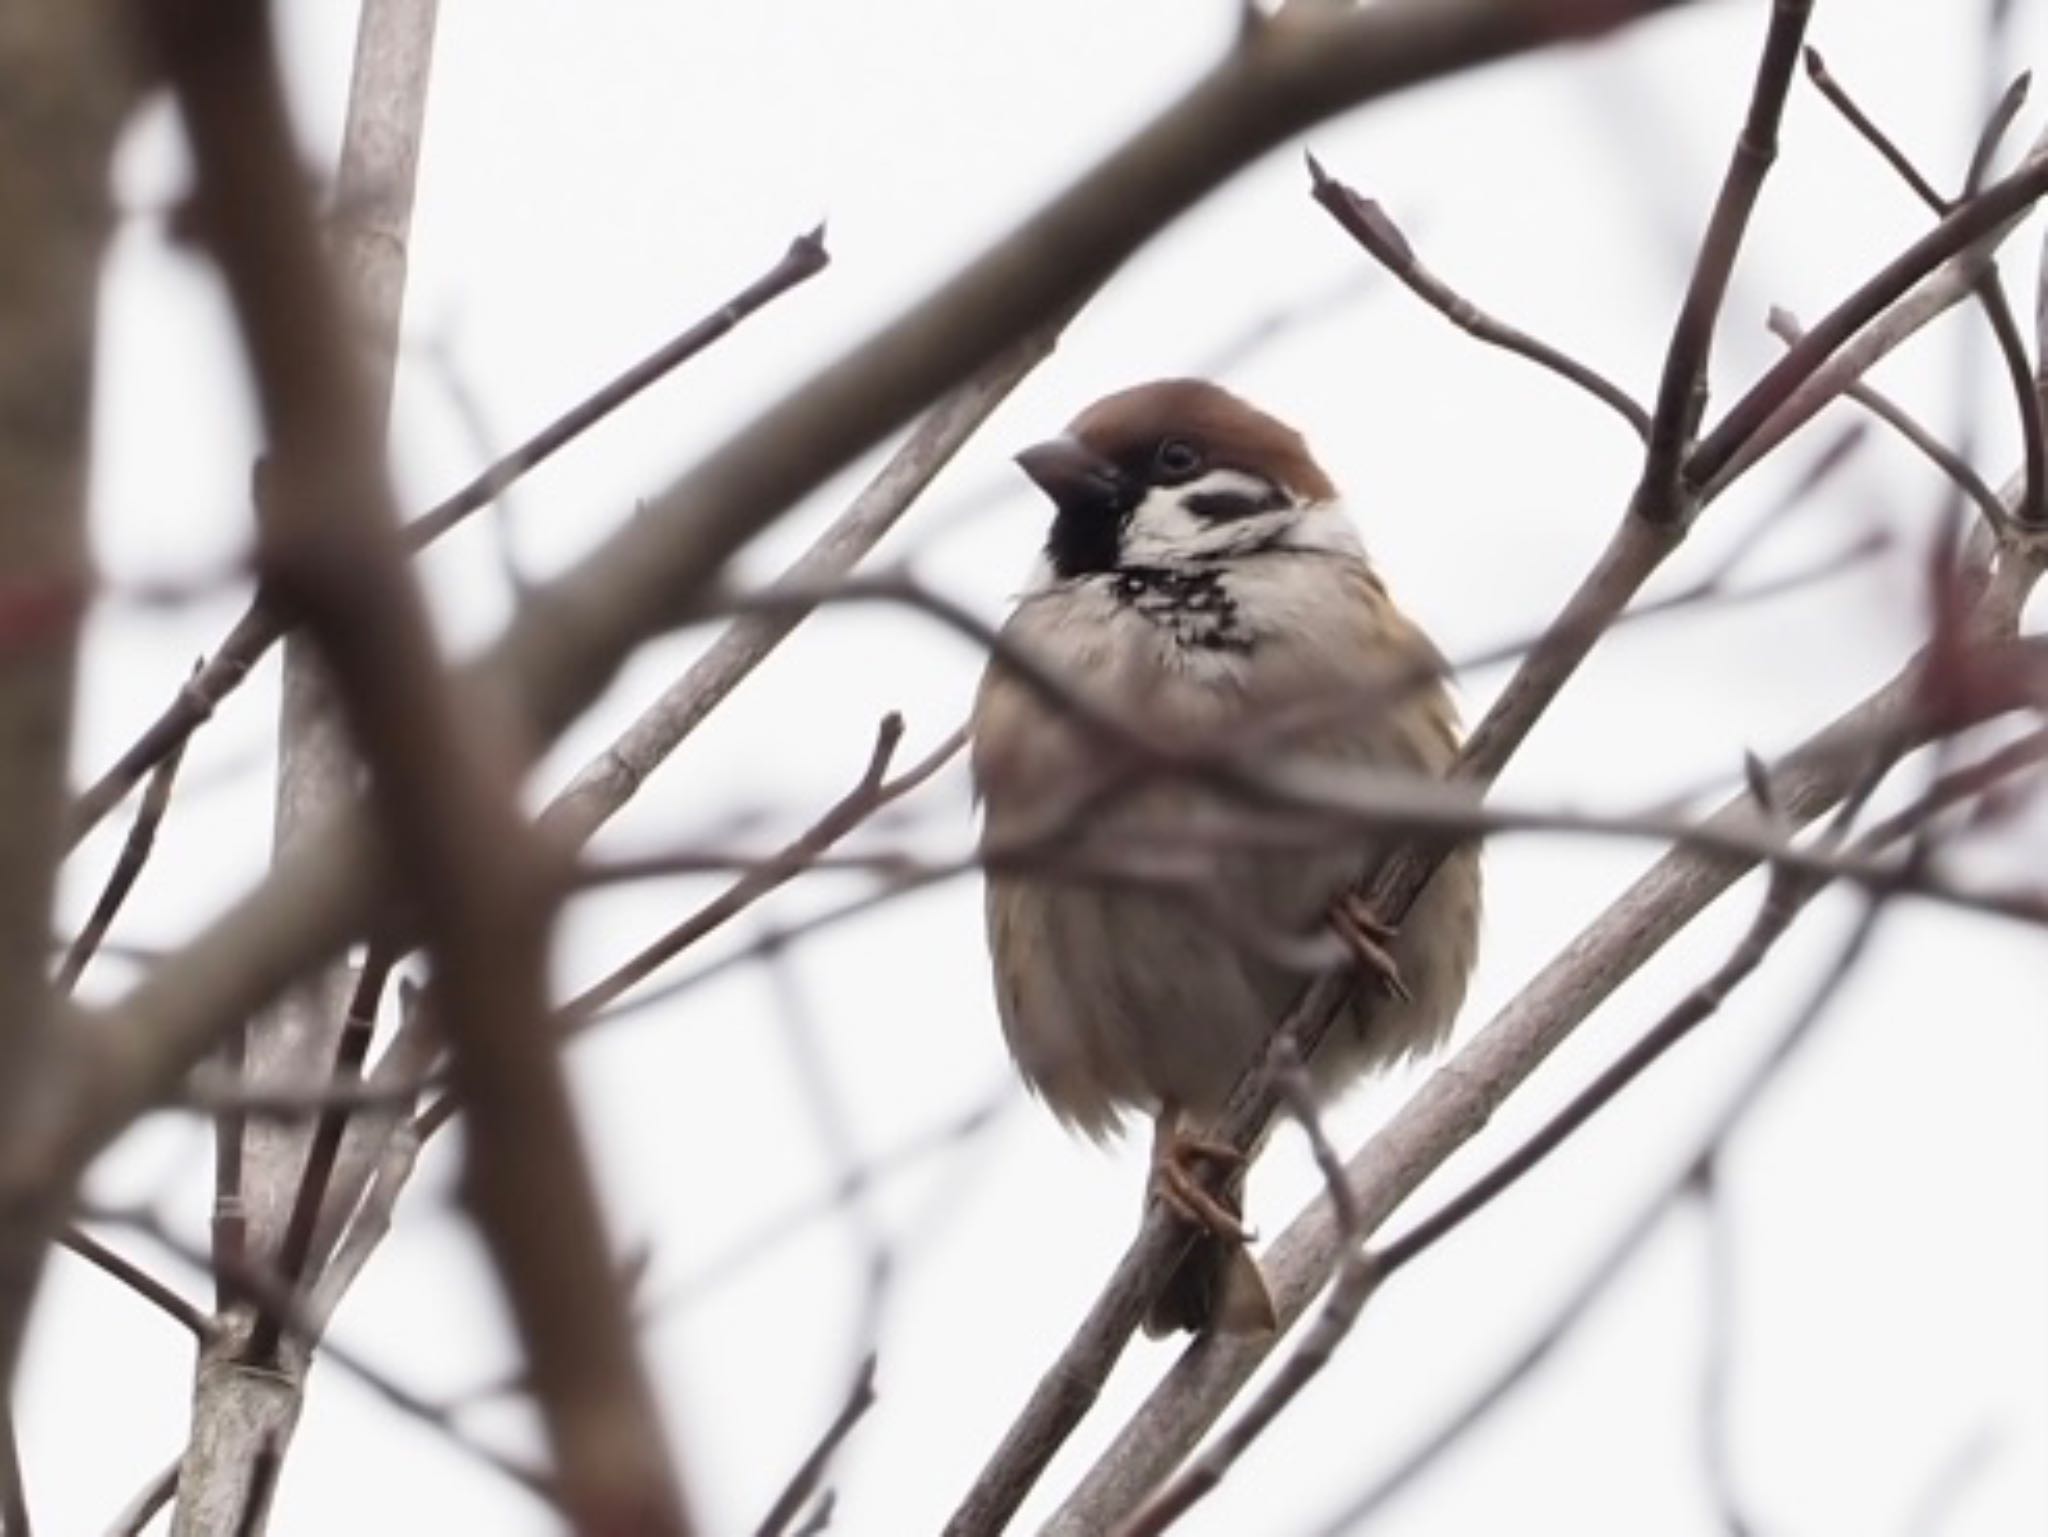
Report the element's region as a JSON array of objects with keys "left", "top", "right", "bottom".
[
  {"left": 560, "top": 719, "right": 962, "bottom": 1027},
  {"left": 66, "top": 230, "right": 830, "bottom": 849},
  {"left": 752, "top": 1355, "right": 879, "bottom": 1537},
  {"left": 1692, "top": 145, "right": 2048, "bottom": 489},
  {"left": 1801, "top": 49, "right": 2042, "bottom": 527},
  {"left": 1308, "top": 156, "right": 1650, "bottom": 437},
  {"left": 540, "top": 321, "right": 1050, "bottom": 846},
  {"left": 1635, "top": 0, "right": 1813, "bottom": 519},
  {"left": 55, "top": 728, "right": 190, "bottom": 995},
  {"left": 57, "top": 1227, "right": 212, "bottom": 1344},
  {"left": 1766, "top": 306, "right": 2008, "bottom": 531}
]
